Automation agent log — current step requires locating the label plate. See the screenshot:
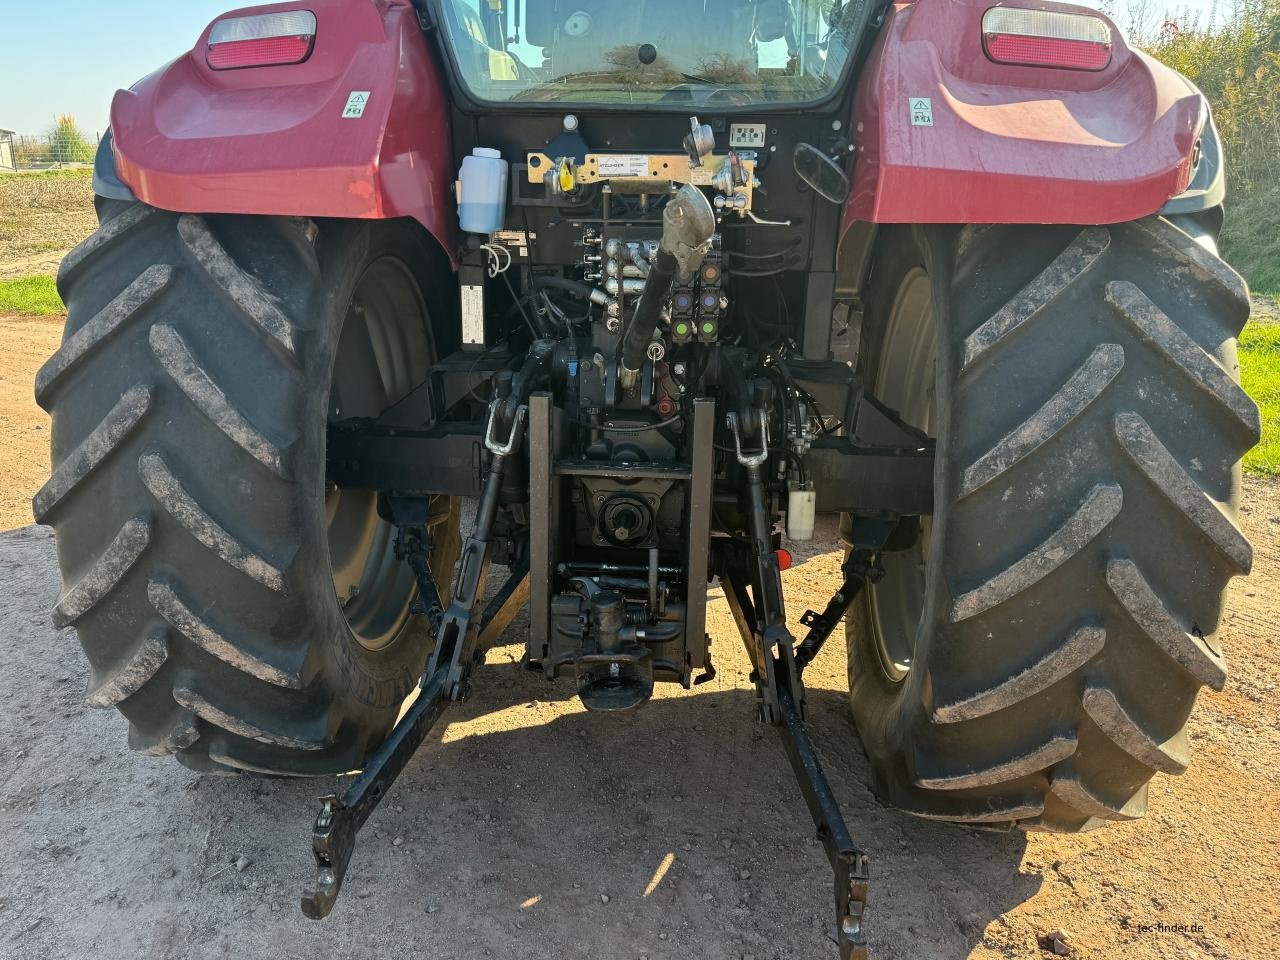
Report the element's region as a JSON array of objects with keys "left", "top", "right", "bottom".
[
  {"left": 595, "top": 154, "right": 650, "bottom": 177},
  {"left": 461, "top": 284, "right": 485, "bottom": 347},
  {"left": 729, "top": 123, "right": 767, "bottom": 148}
]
